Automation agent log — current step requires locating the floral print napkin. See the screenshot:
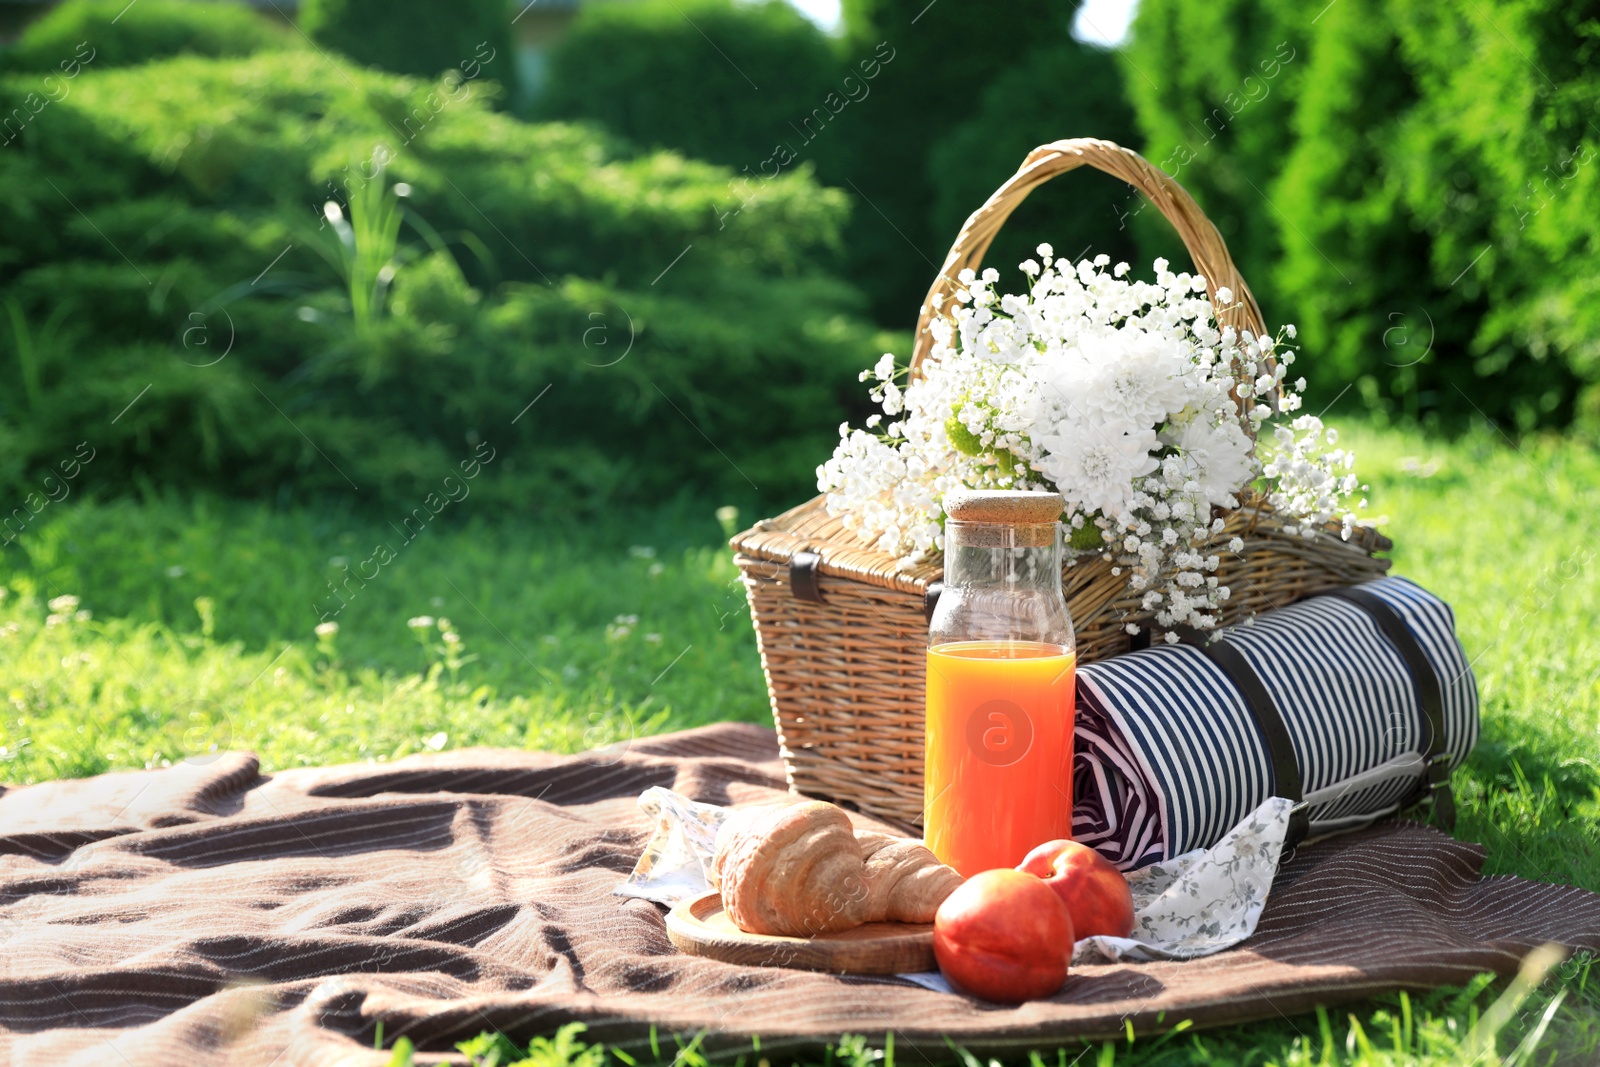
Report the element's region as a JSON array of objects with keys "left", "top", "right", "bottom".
[{"left": 1074, "top": 795, "right": 1293, "bottom": 963}]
